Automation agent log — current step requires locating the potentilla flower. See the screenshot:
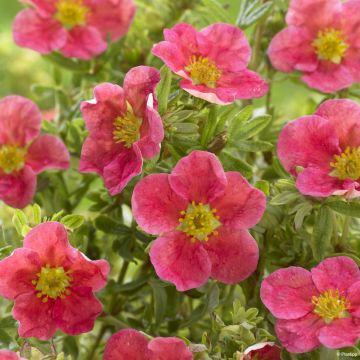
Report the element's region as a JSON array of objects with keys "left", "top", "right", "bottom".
[
  {"left": 132, "top": 151, "right": 266, "bottom": 291},
  {"left": 103, "top": 328, "right": 193, "bottom": 360},
  {"left": 0, "top": 222, "right": 109, "bottom": 340},
  {"left": 0, "top": 96, "right": 70, "bottom": 209},
  {"left": 13, "top": 0, "right": 135, "bottom": 60},
  {"left": 0, "top": 350, "right": 25, "bottom": 360},
  {"left": 268, "top": 0, "right": 360, "bottom": 93},
  {"left": 152, "top": 23, "right": 268, "bottom": 105},
  {"left": 260, "top": 256, "right": 360, "bottom": 353},
  {"left": 80, "top": 66, "right": 163, "bottom": 195},
  {"left": 278, "top": 99, "right": 360, "bottom": 198}
]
